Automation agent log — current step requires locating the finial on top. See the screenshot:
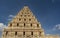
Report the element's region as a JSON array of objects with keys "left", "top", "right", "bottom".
[{"left": 24, "top": 5, "right": 29, "bottom": 9}]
